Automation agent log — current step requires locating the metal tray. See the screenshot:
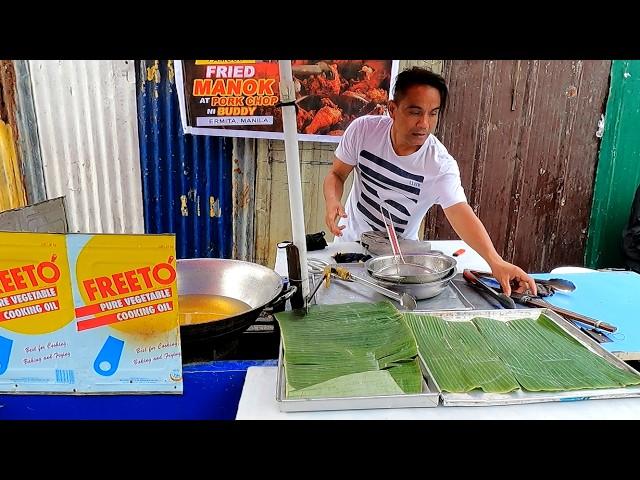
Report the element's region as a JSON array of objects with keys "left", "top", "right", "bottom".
[
  {"left": 414, "top": 308, "right": 640, "bottom": 406},
  {"left": 275, "top": 342, "right": 440, "bottom": 412},
  {"left": 311, "top": 263, "right": 474, "bottom": 311}
]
